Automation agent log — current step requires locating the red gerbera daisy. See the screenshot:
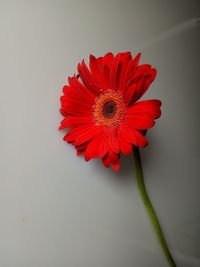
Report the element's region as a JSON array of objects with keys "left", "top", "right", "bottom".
[{"left": 59, "top": 52, "right": 161, "bottom": 171}]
